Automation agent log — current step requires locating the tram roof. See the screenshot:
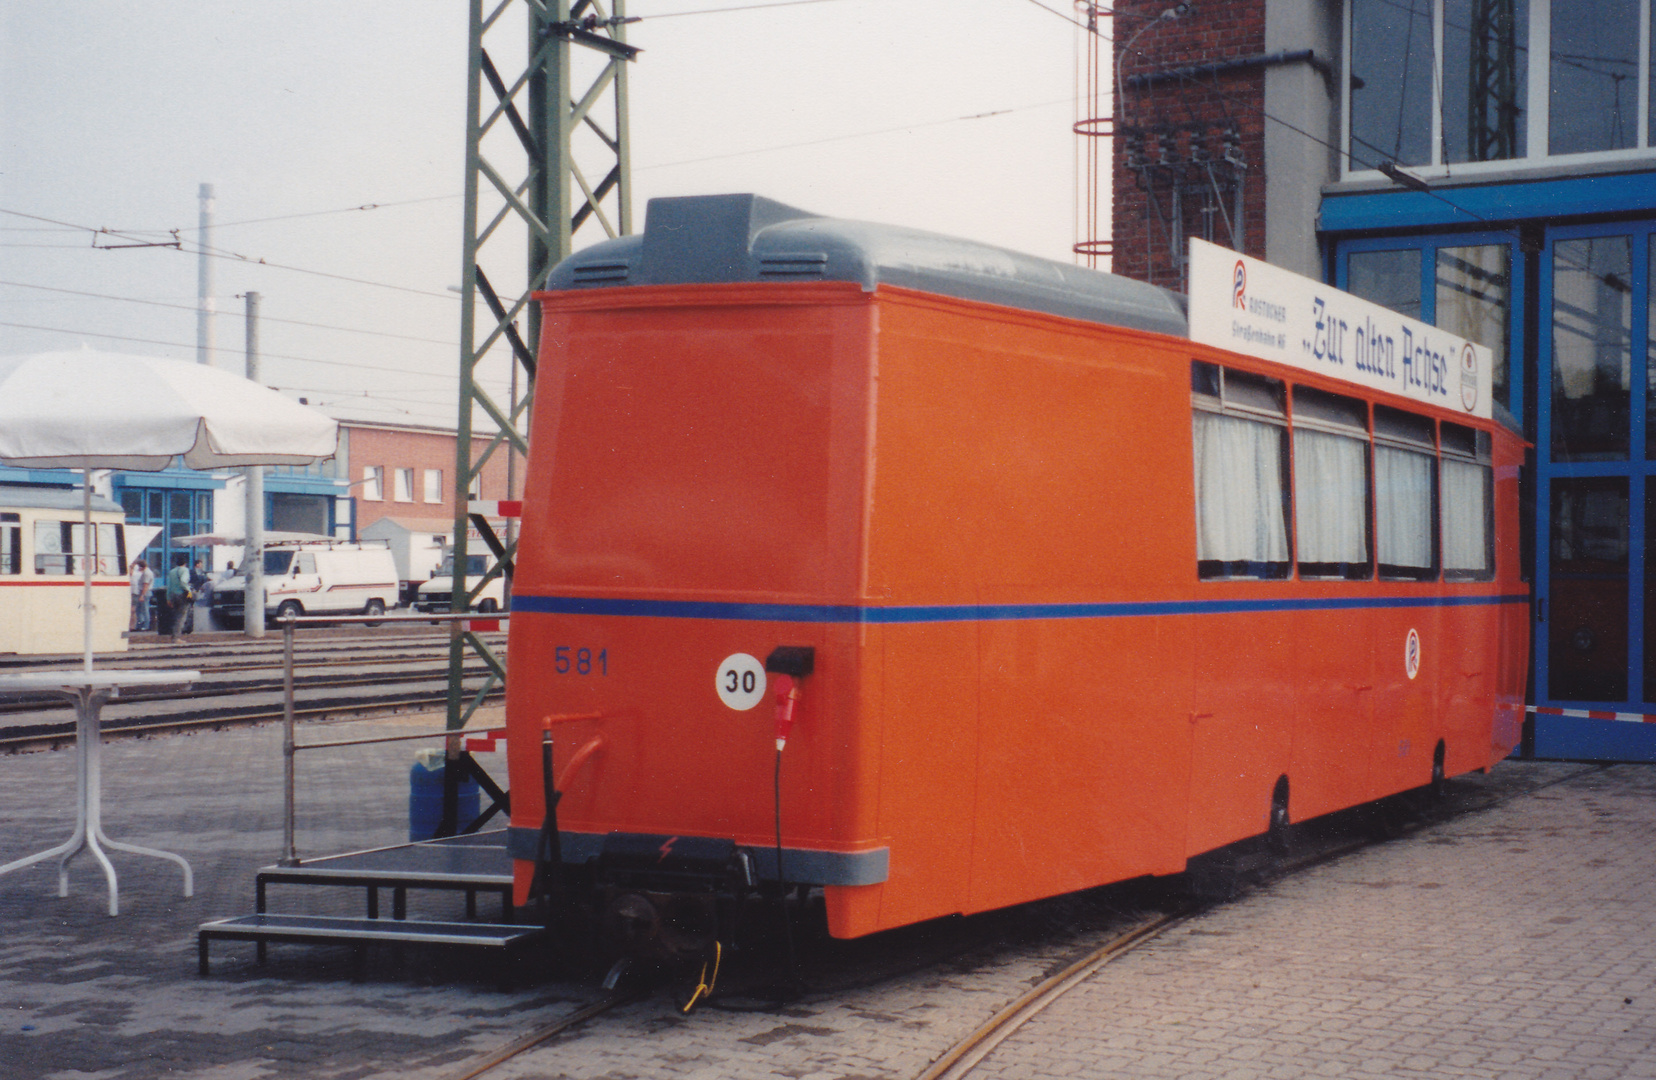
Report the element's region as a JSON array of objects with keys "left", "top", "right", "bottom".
[
  {"left": 544, "top": 194, "right": 1190, "bottom": 339},
  {"left": 0, "top": 484, "right": 120, "bottom": 514}
]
